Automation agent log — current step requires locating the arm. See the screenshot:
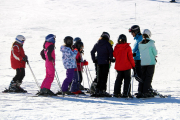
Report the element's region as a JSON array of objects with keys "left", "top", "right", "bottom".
[
  {"left": 151, "top": 43, "right": 158, "bottom": 57},
  {"left": 107, "top": 43, "right": 113, "bottom": 60},
  {"left": 12, "top": 45, "right": 23, "bottom": 61},
  {"left": 128, "top": 47, "right": 135, "bottom": 68},
  {"left": 91, "top": 44, "right": 97, "bottom": 62}
]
